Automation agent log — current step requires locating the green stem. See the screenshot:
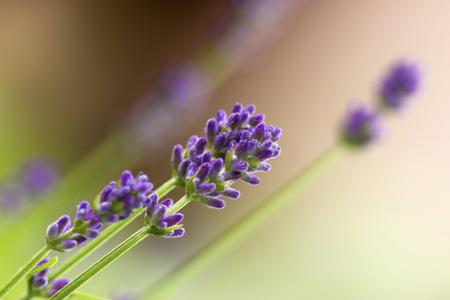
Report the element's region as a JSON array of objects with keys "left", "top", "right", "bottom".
[
  {"left": 50, "top": 227, "right": 148, "bottom": 300},
  {"left": 142, "top": 143, "right": 346, "bottom": 300},
  {"left": 50, "top": 178, "right": 177, "bottom": 280},
  {"left": 167, "top": 195, "right": 190, "bottom": 215},
  {"left": 50, "top": 193, "right": 191, "bottom": 300},
  {"left": 69, "top": 291, "right": 110, "bottom": 300},
  {"left": 0, "top": 246, "right": 50, "bottom": 298}
]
